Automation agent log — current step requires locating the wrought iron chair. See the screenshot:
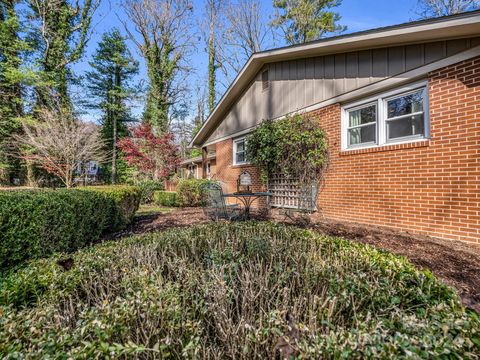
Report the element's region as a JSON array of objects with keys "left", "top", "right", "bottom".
[{"left": 201, "top": 182, "right": 242, "bottom": 221}]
